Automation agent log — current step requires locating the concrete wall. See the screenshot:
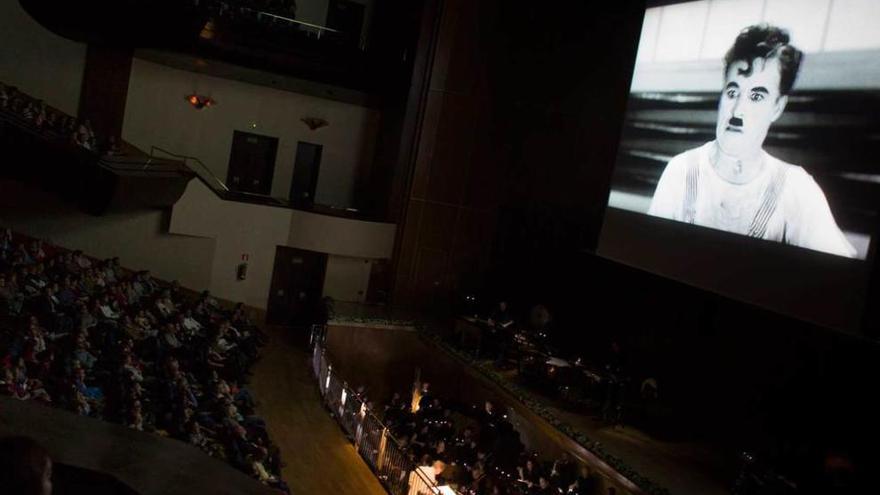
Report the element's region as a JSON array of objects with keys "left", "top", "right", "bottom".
[
  {"left": 287, "top": 209, "right": 396, "bottom": 259},
  {"left": 169, "top": 180, "right": 395, "bottom": 309},
  {"left": 0, "top": 180, "right": 215, "bottom": 291},
  {"left": 0, "top": 0, "right": 87, "bottom": 115},
  {"left": 323, "top": 255, "right": 372, "bottom": 303},
  {"left": 1, "top": 175, "right": 395, "bottom": 309},
  {"left": 122, "top": 59, "right": 380, "bottom": 208}
]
